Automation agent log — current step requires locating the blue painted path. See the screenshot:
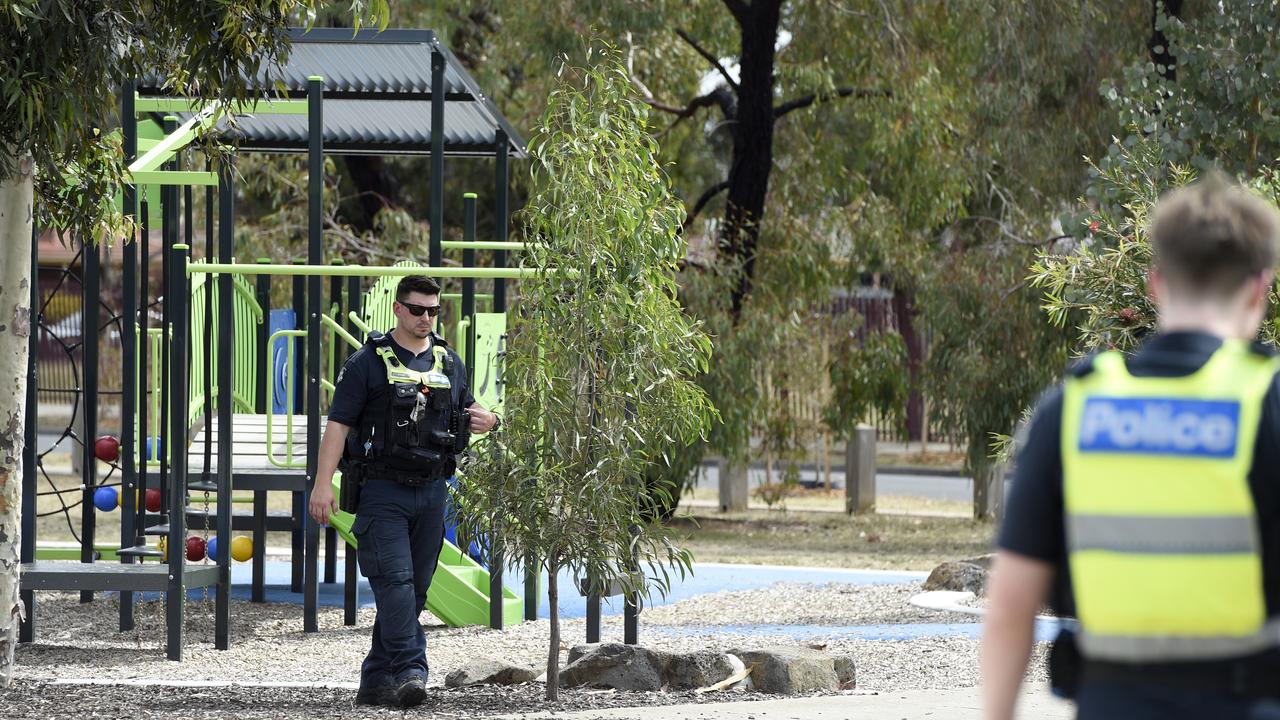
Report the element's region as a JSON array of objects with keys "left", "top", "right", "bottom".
[{"left": 120, "top": 560, "right": 1013, "bottom": 642}]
